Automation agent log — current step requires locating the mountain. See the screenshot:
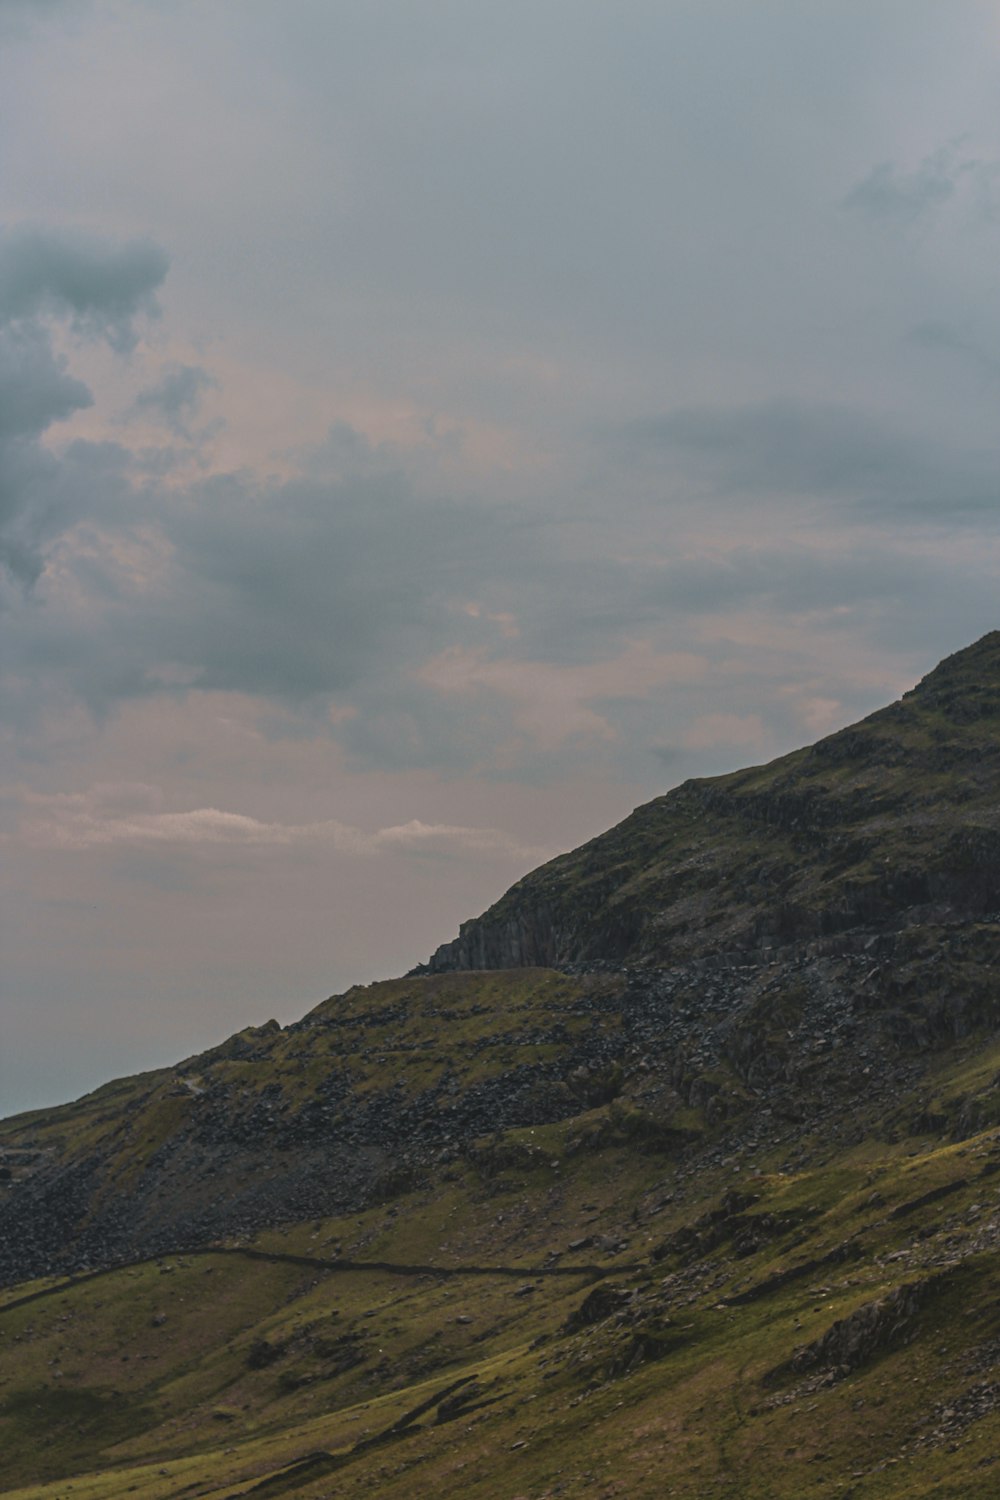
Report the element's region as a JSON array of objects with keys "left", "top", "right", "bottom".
[
  {"left": 4, "top": 633, "right": 1000, "bottom": 1499},
  {"left": 425, "top": 629, "right": 1000, "bottom": 972}
]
